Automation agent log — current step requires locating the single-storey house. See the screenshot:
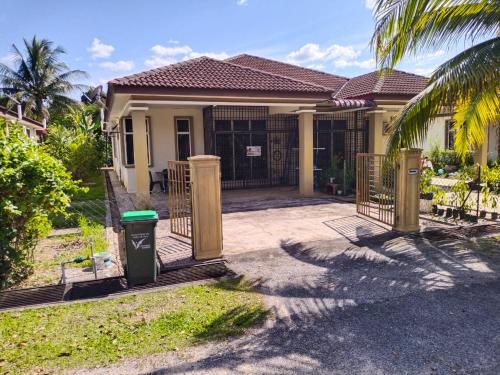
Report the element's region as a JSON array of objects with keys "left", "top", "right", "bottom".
[
  {"left": 0, "top": 104, "right": 45, "bottom": 141},
  {"left": 104, "top": 54, "right": 498, "bottom": 205}
]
